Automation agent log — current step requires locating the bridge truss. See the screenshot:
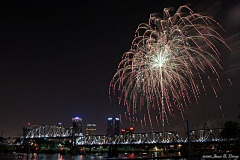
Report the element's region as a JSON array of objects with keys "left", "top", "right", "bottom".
[
  {"left": 23, "top": 125, "right": 224, "bottom": 145},
  {"left": 25, "top": 125, "right": 72, "bottom": 138},
  {"left": 77, "top": 132, "right": 180, "bottom": 145},
  {"left": 190, "top": 128, "right": 223, "bottom": 142}
]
